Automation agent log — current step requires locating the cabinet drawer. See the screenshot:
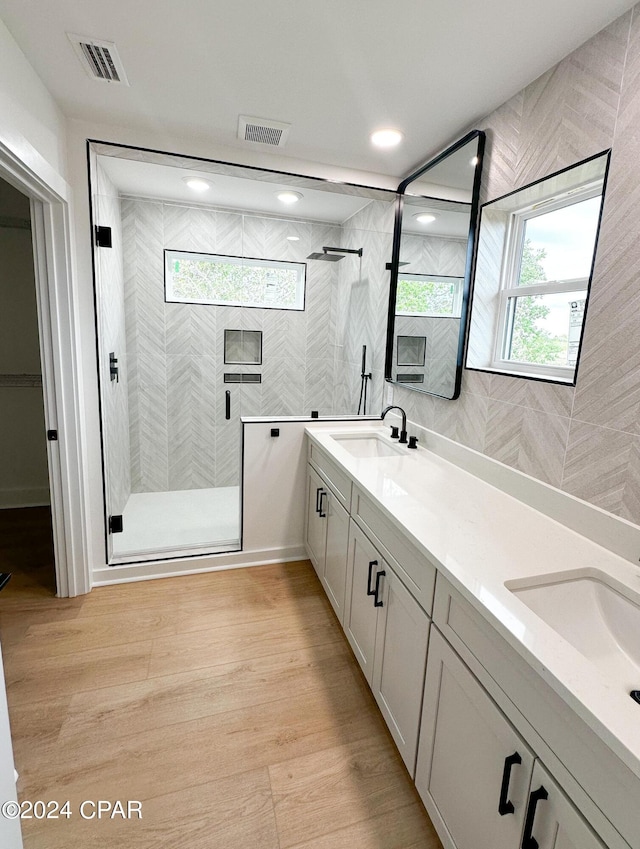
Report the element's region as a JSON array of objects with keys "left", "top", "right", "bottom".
[
  {"left": 309, "top": 443, "right": 352, "bottom": 509},
  {"left": 352, "top": 486, "right": 436, "bottom": 614}
]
